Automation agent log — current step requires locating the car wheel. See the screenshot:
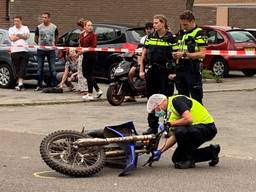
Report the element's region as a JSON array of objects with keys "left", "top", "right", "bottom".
[
  {"left": 0, "top": 63, "right": 15, "bottom": 88},
  {"left": 107, "top": 62, "right": 119, "bottom": 82},
  {"left": 212, "top": 58, "right": 229, "bottom": 77},
  {"left": 242, "top": 70, "right": 256, "bottom": 77}
]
